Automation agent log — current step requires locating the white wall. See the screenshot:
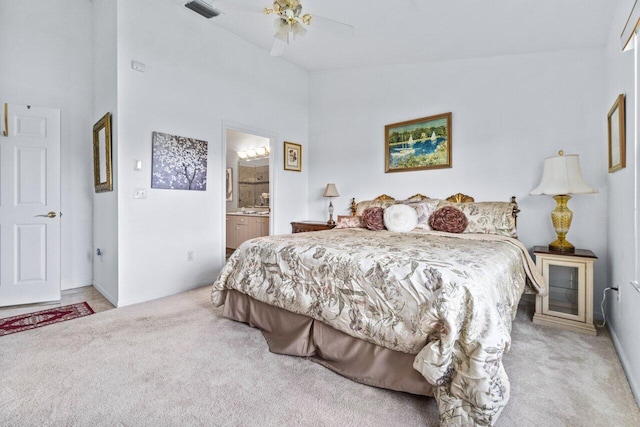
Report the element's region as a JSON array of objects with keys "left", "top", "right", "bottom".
[
  {"left": 308, "top": 49, "right": 609, "bottom": 316},
  {"left": 114, "top": 0, "right": 309, "bottom": 306},
  {"left": 604, "top": 0, "right": 640, "bottom": 402},
  {"left": 92, "top": 0, "right": 119, "bottom": 305},
  {"left": 0, "top": 0, "right": 94, "bottom": 291}
]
